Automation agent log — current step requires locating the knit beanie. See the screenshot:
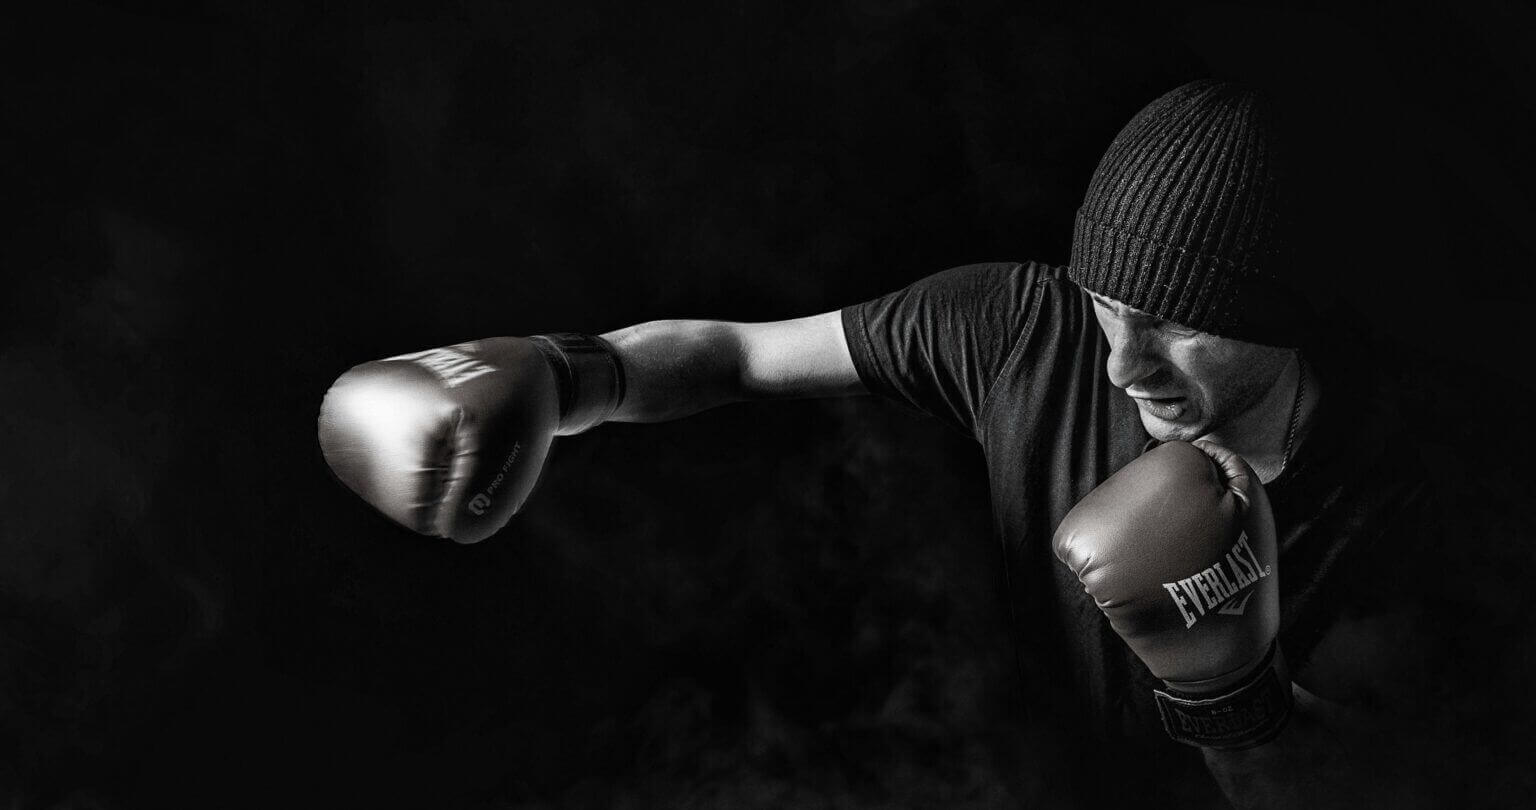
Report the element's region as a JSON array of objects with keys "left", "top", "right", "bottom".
[{"left": 1068, "top": 79, "right": 1313, "bottom": 347}]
